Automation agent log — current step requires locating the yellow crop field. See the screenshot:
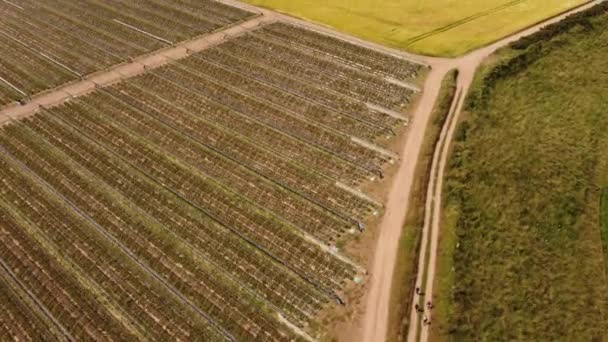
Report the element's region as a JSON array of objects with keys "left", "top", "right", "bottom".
[{"left": 243, "top": 0, "right": 588, "bottom": 56}]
